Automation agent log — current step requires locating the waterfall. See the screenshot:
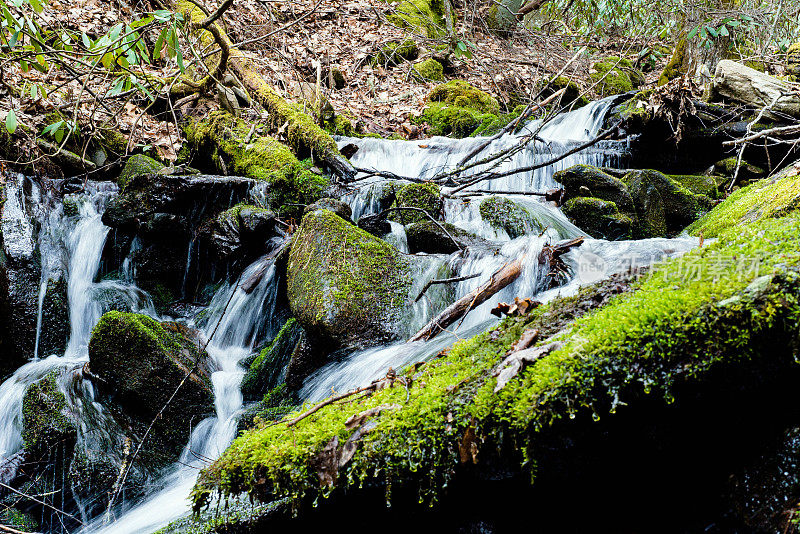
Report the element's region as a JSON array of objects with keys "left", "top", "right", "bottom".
[{"left": 81, "top": 252, "right": 283, "bottom": 534}]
